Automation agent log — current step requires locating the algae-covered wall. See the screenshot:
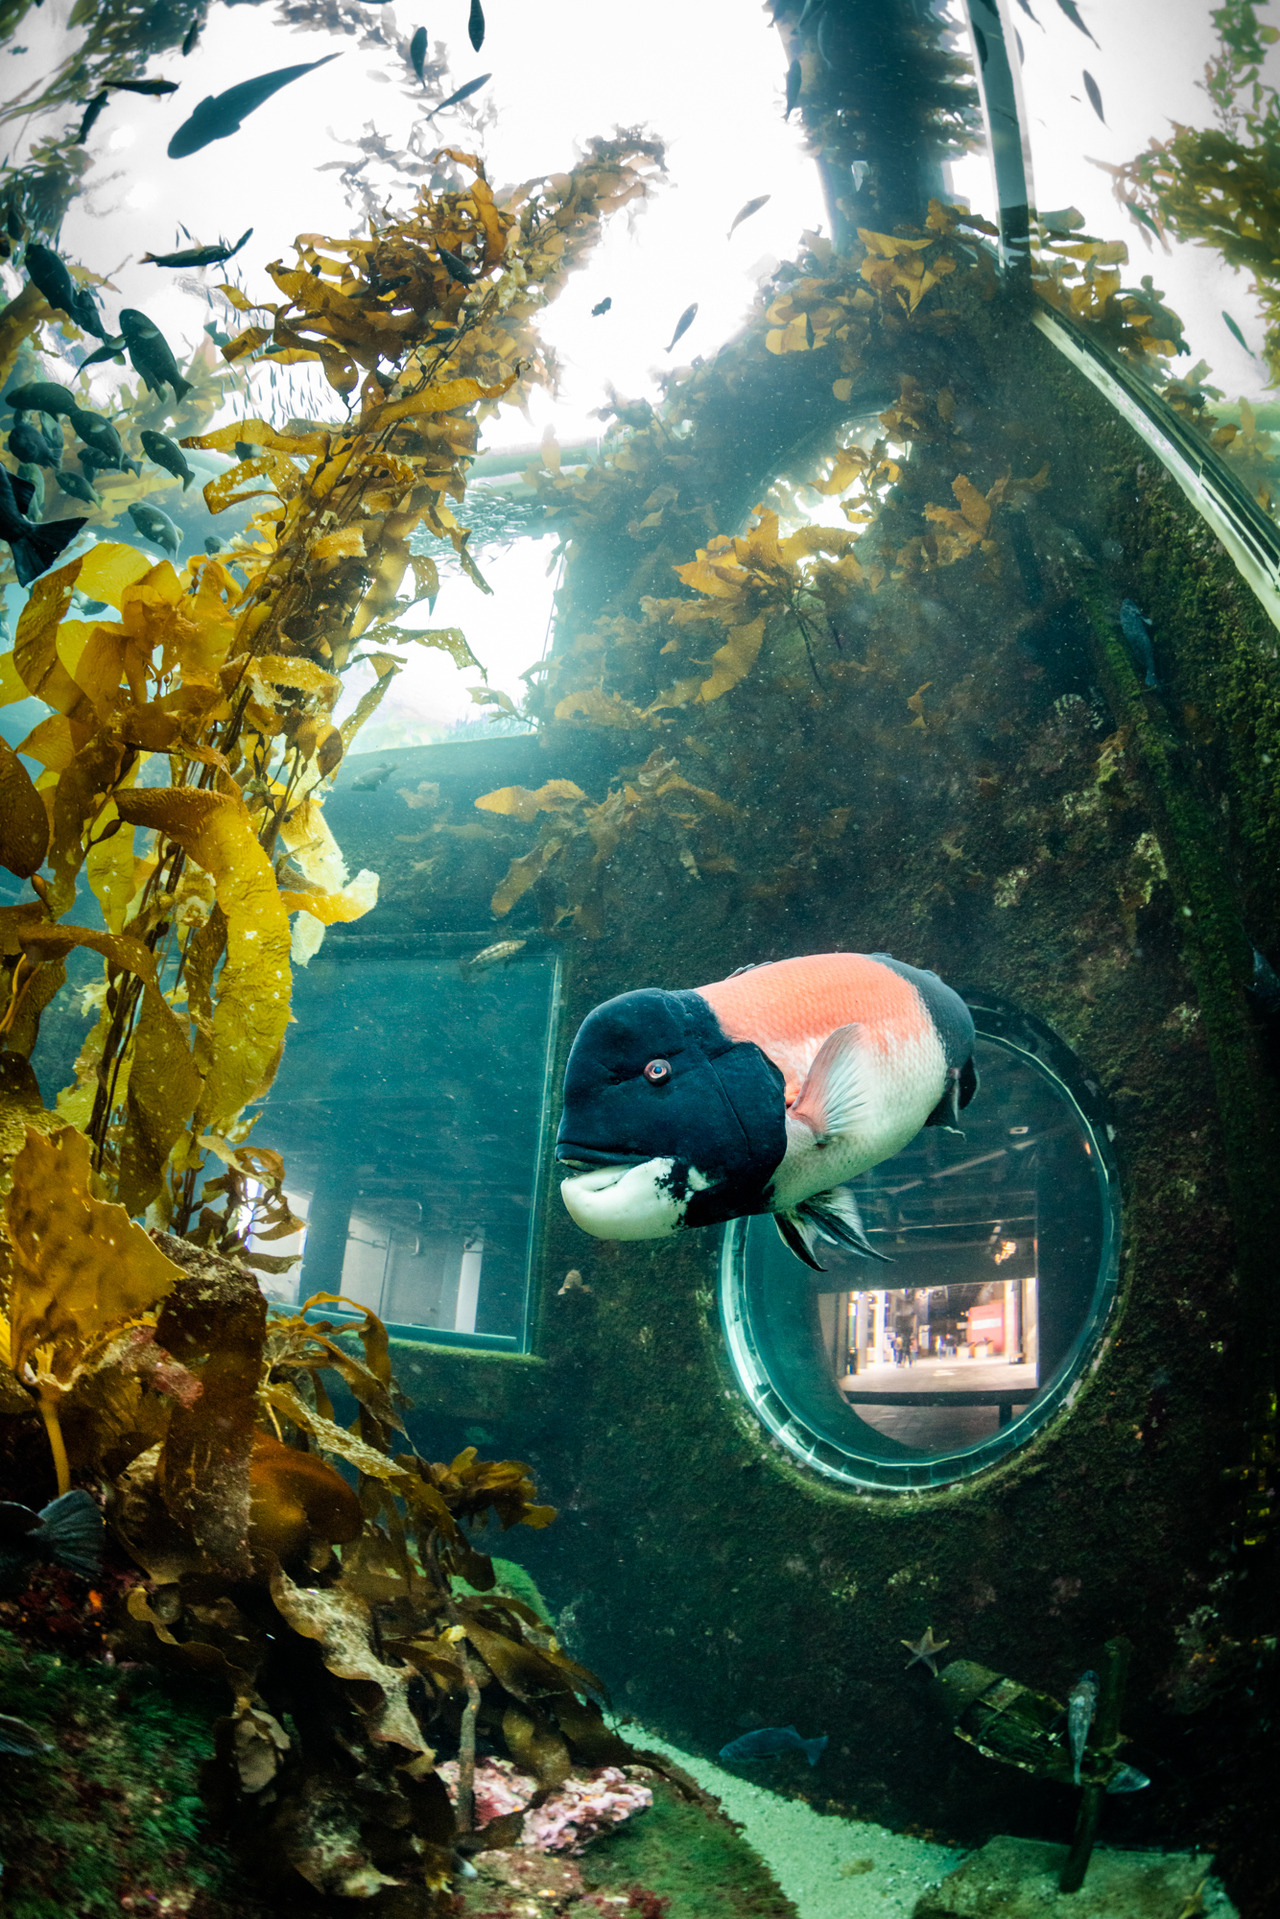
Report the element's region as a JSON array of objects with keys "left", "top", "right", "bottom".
[{"left": 345, "top": 301, "right": 1280, "bottom": 1912}]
